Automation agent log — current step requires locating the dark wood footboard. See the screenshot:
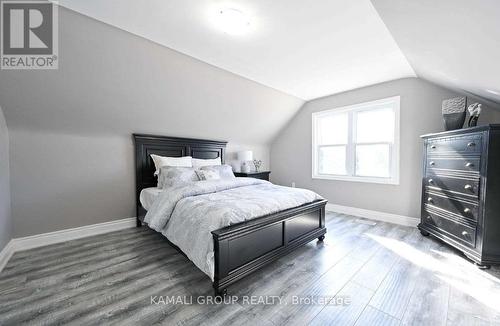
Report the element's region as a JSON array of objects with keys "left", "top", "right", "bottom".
[{"left": 212, "top": 199, "right": 327, "bottom": 295}]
